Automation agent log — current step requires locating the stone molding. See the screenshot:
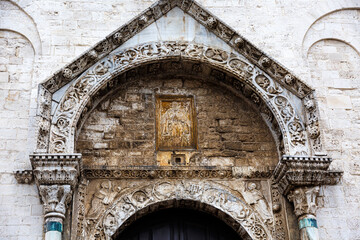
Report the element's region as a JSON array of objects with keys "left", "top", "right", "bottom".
[
  {"left": 273, "top": 155, "right": 342, "bottom": 195},
  {"left": 30, "top": 153, "right": 82, "bottom": 188},
  {"left": 83, "top": 166, "right": 273, "bottom": 179},
  {"left": 39, "top": 0, "right": 311, "bottom": 98}
]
